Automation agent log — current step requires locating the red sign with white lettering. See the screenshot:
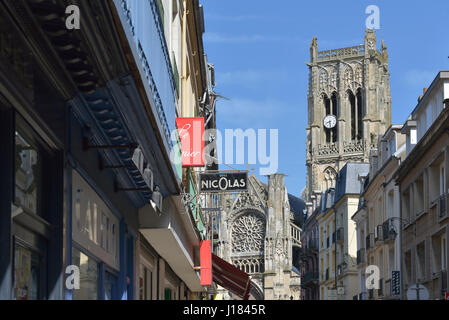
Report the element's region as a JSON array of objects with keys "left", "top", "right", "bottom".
[
  {"left": 445, "top": 292, "right": 449, "bottom": 300},
  {"left": 200, "top": 240, "right": 212, "bottom": 286},
  {"left": 176, "top": 117, "right": 205, "bottom": 167}
]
